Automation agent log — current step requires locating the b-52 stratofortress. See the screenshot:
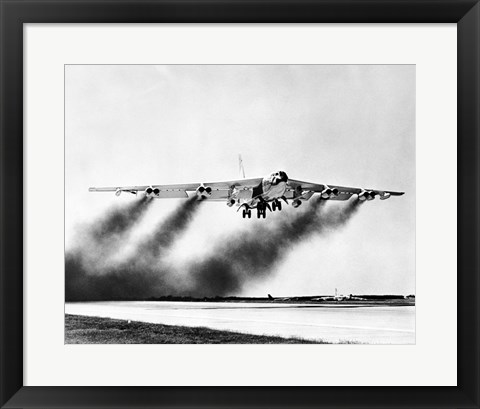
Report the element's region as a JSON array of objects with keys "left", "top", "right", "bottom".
[{"left": 89, "top": 170, "right": 404, "bottom": 219}]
